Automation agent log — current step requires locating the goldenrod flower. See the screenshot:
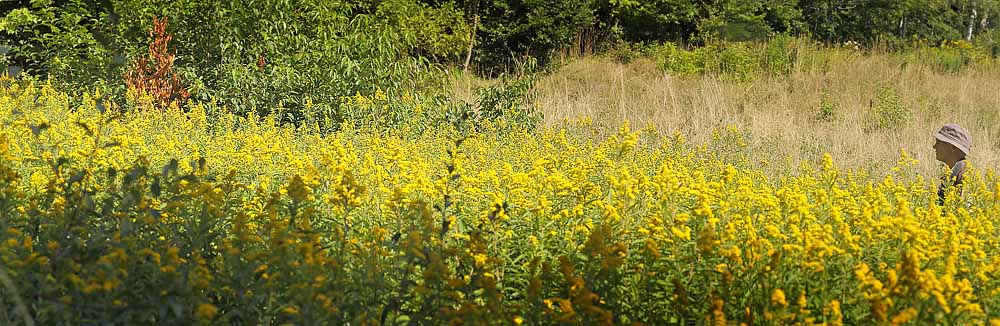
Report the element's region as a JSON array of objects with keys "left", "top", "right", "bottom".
[
  {"left": 195, "top": 303, "right": 218, "bottom": 320},
  {"left": 771, "top": 289, "right": 787, "bottom": 308}
]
